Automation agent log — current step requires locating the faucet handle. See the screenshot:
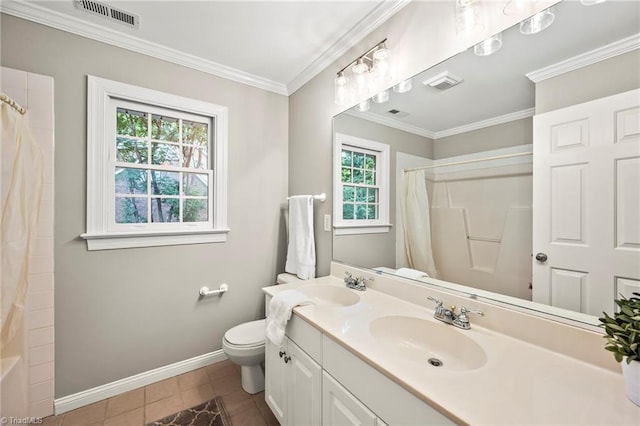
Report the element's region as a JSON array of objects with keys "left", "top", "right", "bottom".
[{"left": 460, "top": 307, "right": 484, "bottom": 317}]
